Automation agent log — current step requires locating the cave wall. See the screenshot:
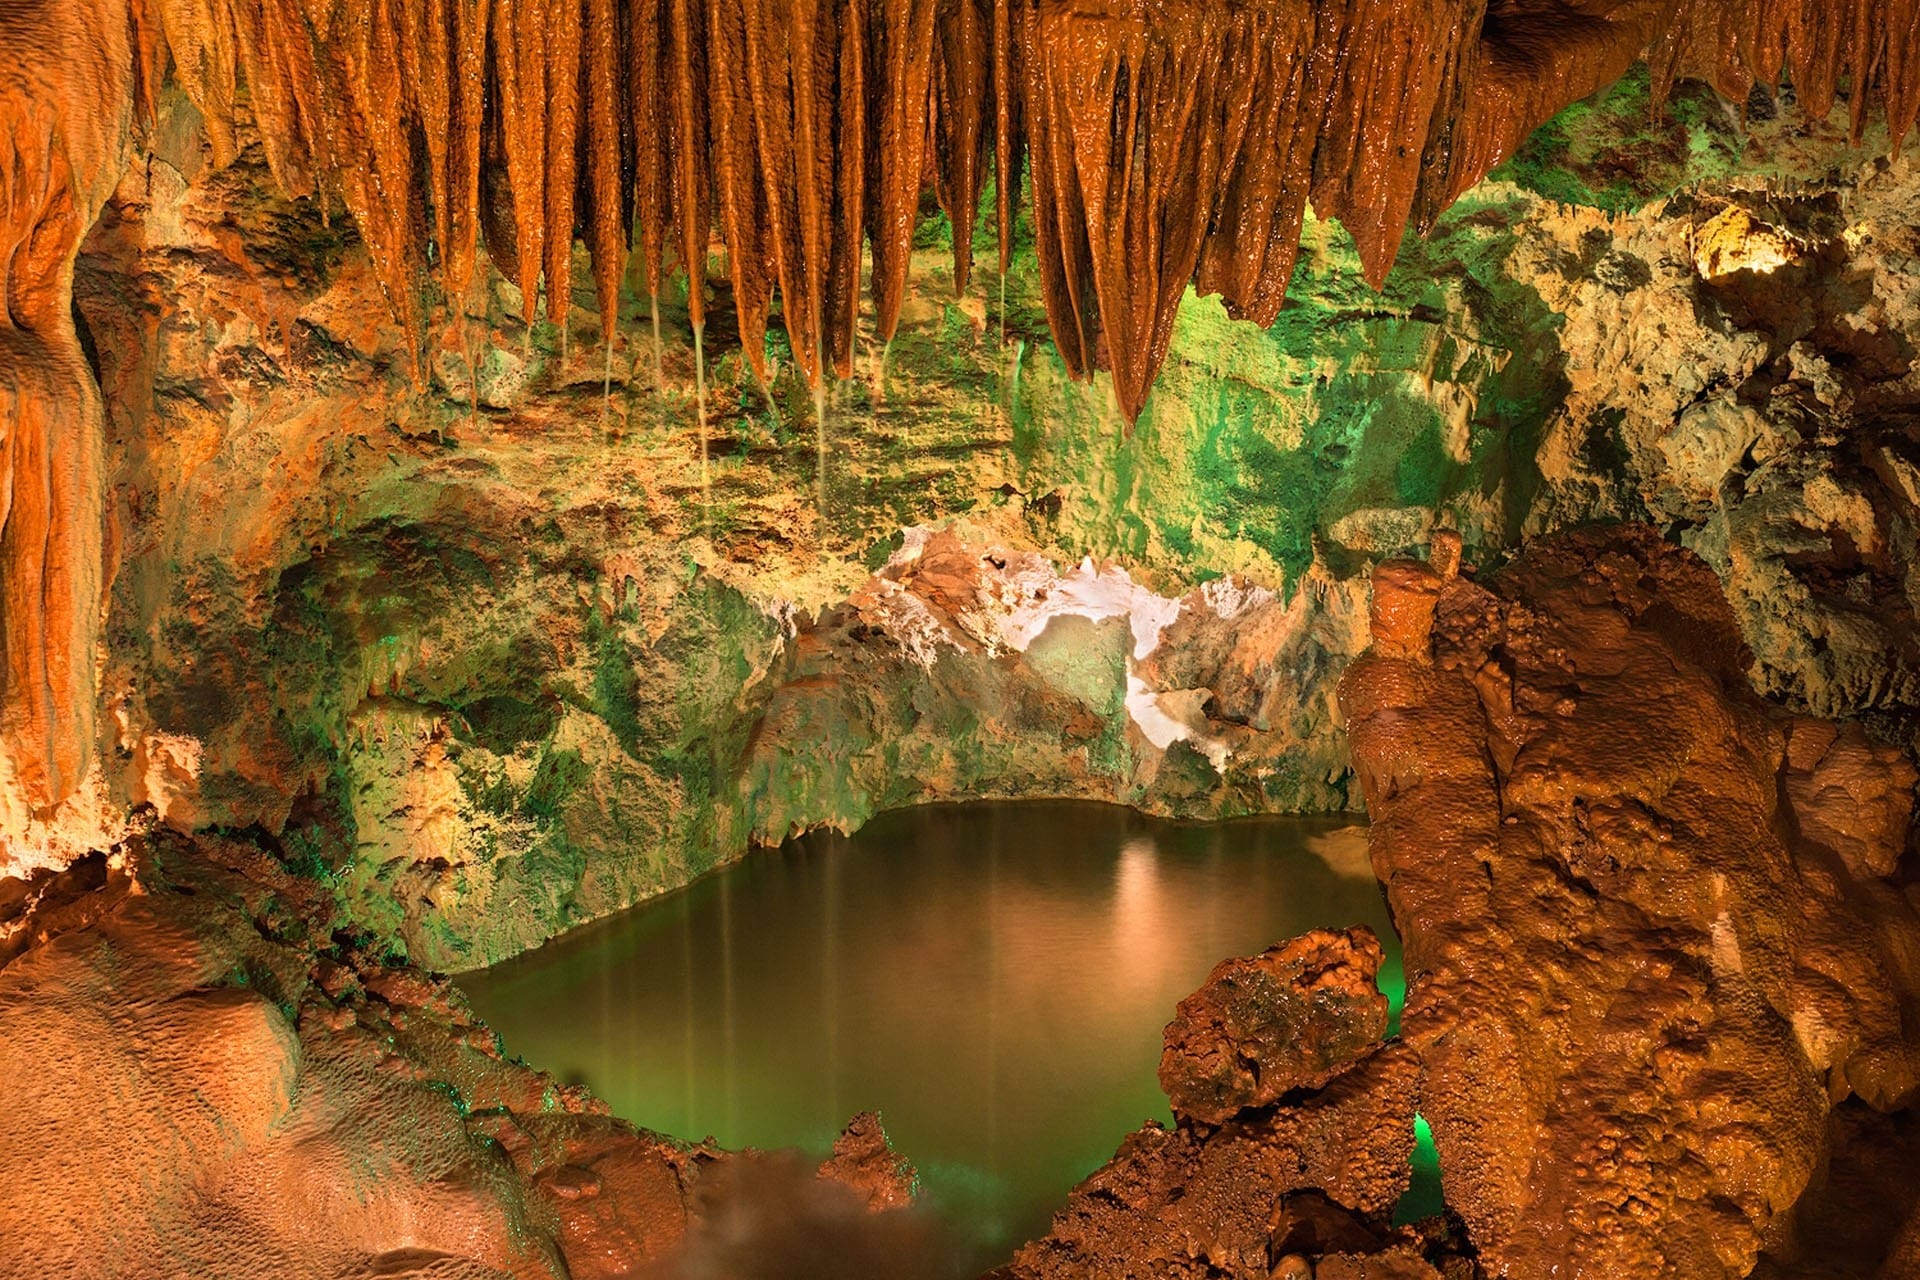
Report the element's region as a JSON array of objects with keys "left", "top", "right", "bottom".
[
  {"left": 0, "top": 14, "right": 1910, "bottom": 965},
  {"left": 12, "top": 71, "right": 1902, "bottom": 968}
]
